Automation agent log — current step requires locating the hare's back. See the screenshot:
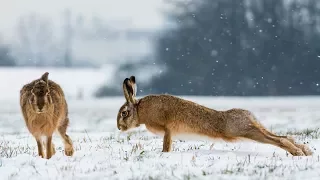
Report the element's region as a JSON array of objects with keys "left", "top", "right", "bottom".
[
  {"left": 20, "top": 80, "right": 36, "bottom": 96},
  {"left": 48, "top": 80, "right": 65, "bottom": 95},
  {"left": 139, "top": 94, "right": 210, "bottom": 124},
  {"left": 19, "top": 81, "right": 36, "bottom": 108}
]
